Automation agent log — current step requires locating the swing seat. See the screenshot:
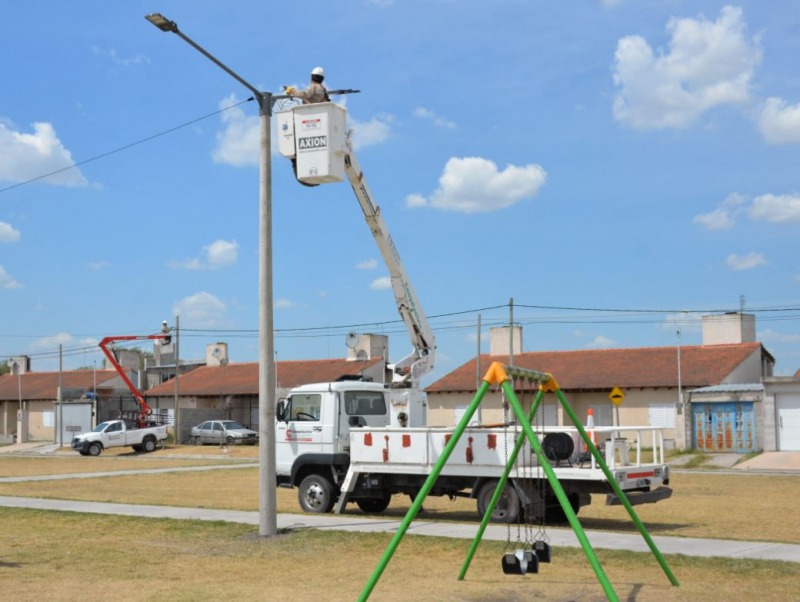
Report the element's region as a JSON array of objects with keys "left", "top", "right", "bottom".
[
  {"left": 502, "top": 550, "right": 539, "bottom": 575},
  {"left": 533, "top": 540, "right": 552, "bottom": 563}
]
